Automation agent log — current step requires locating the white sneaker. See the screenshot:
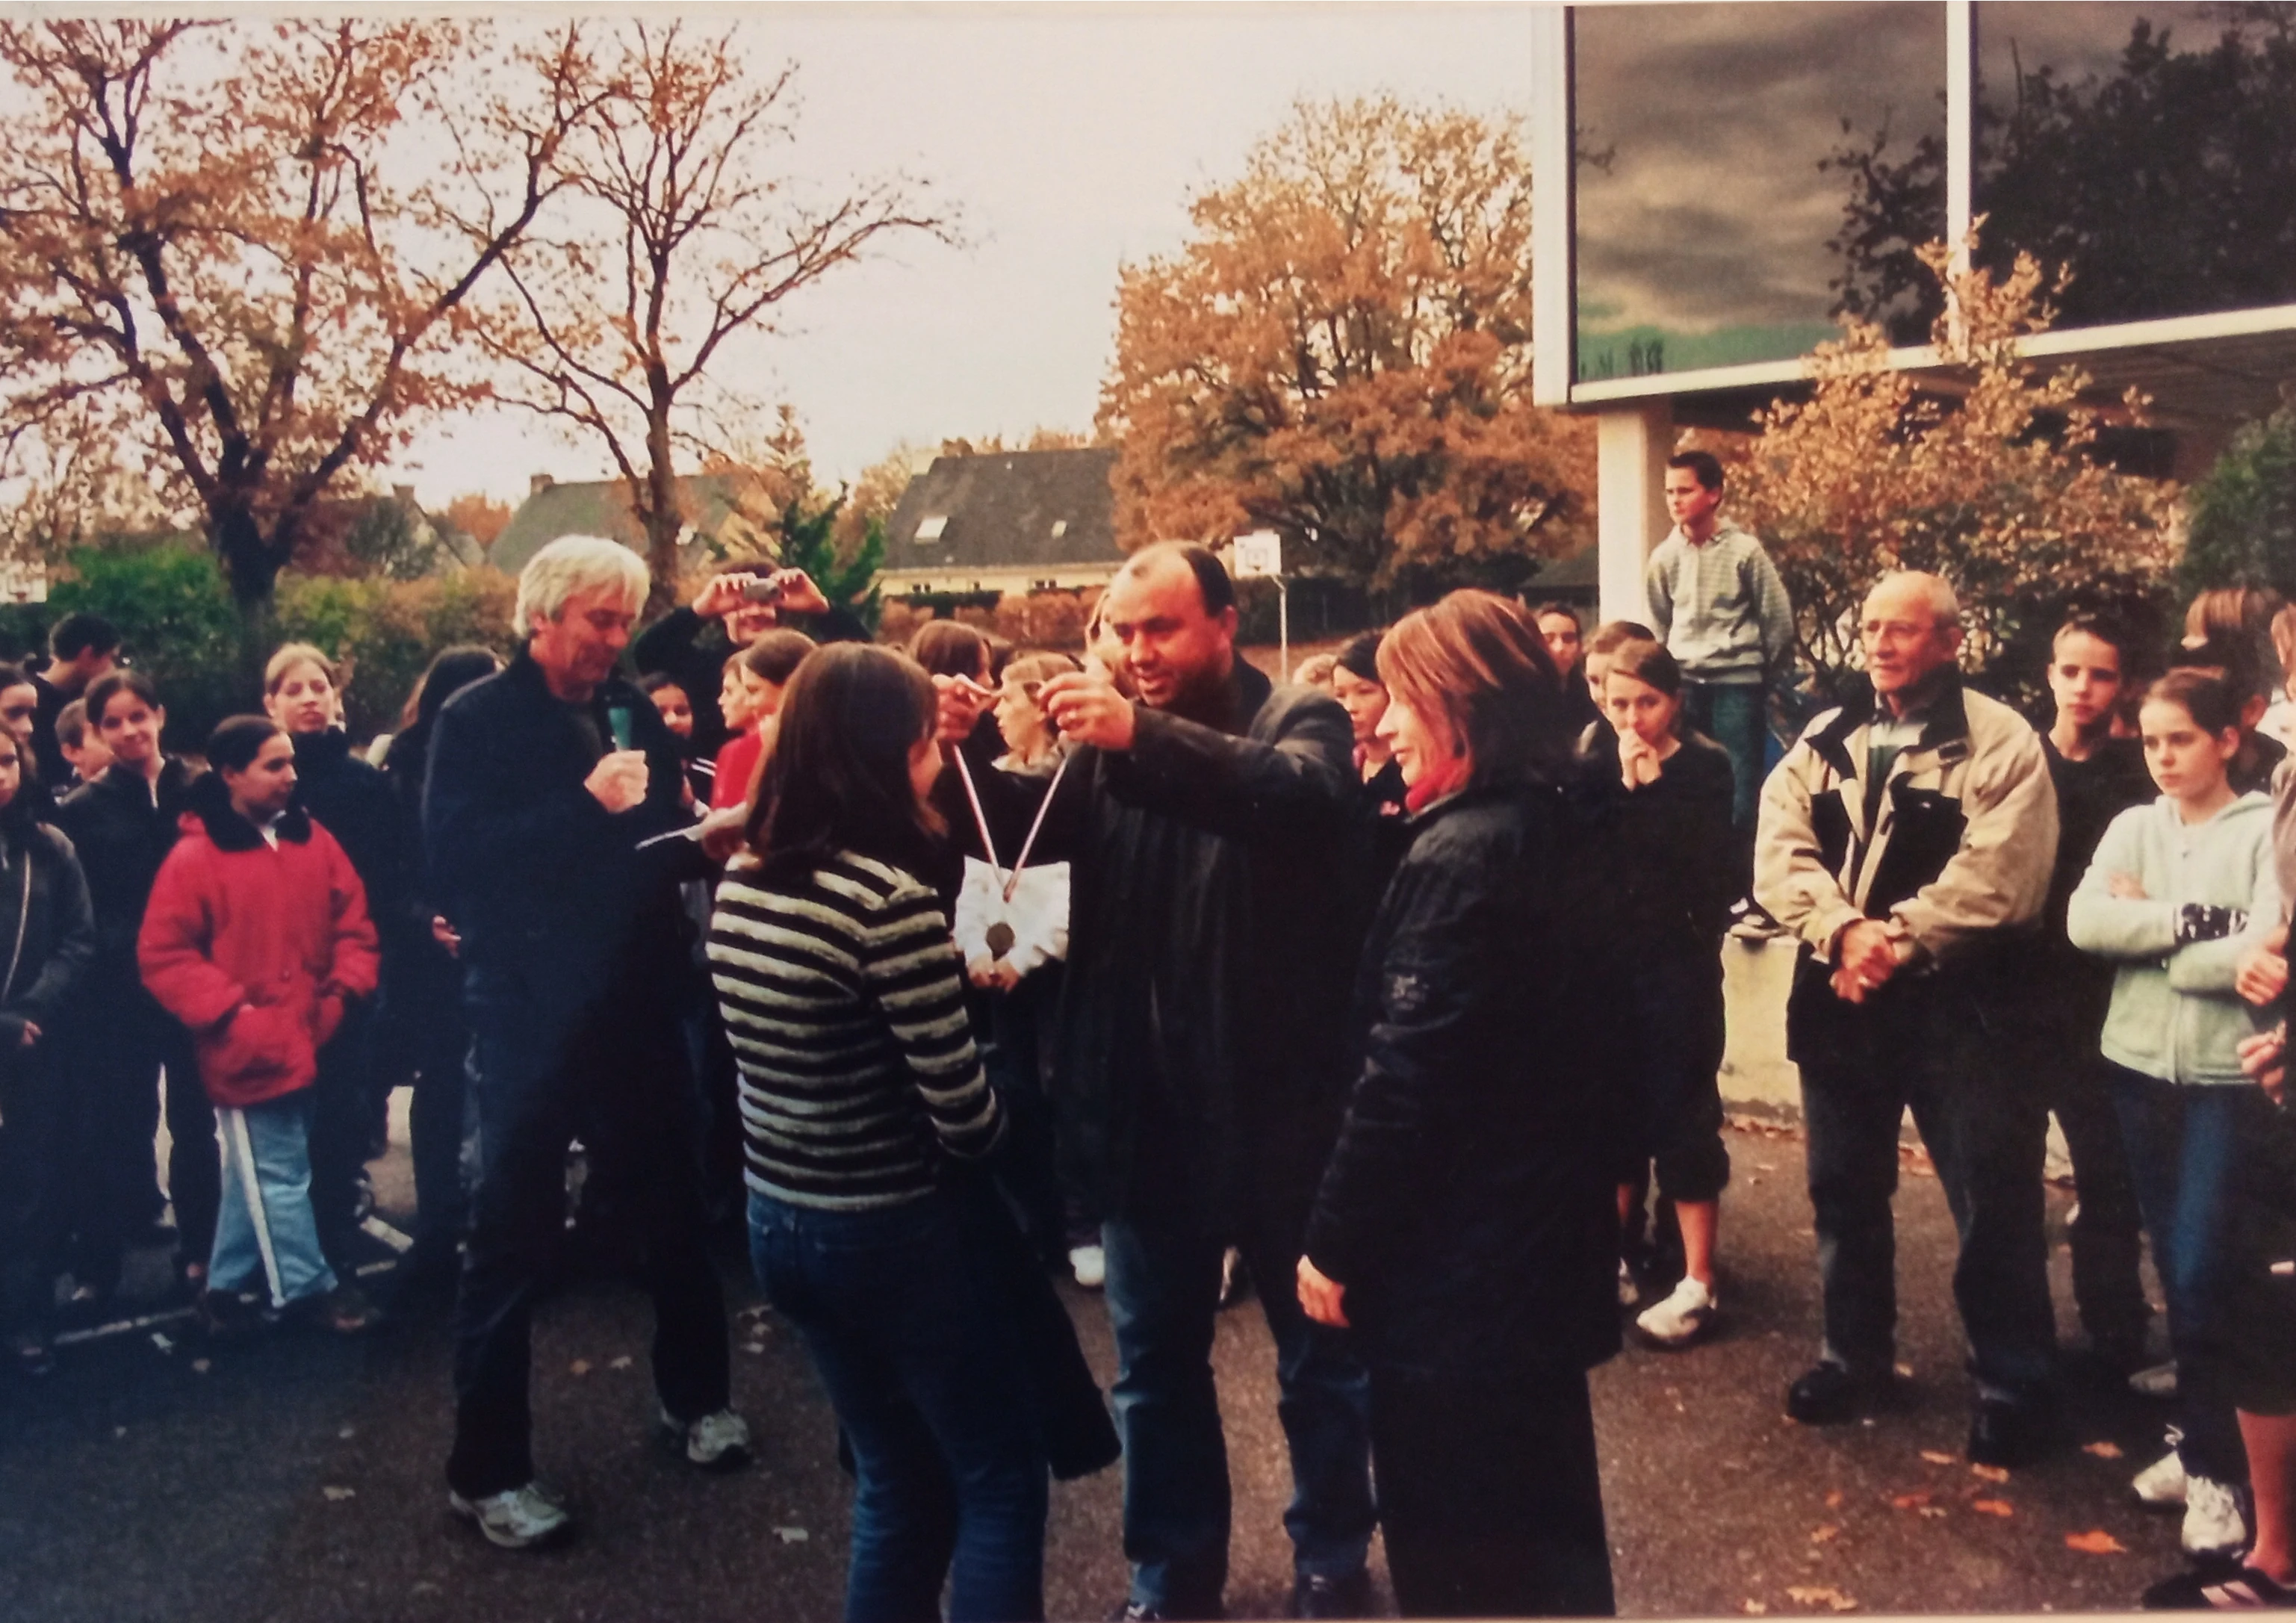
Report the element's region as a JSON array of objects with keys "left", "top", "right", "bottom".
[
  {"left": 2132, "top": 1444, "right": 2188, "bottom": 1509},
  {"left": 1618, "top": 1260, "right": 1640, "bottom": 1308},
  {"left": 1068, "top": 1244, "right": 1105, "bottom": 1290},
  {"left": 2130, "top": 1360, "right": 2180, "bottom": 1399},
  {"left": 663, "top": 1406, "right": 752, "bottom": 1470},
  {"left": 449, "top": 1481, "right": 571, "bottom": 1550},
  {"left": 2182, "top": 1474, "right": 2250, "bottom": 1558},
  {"left": 1635, "top": 1276, "right": 1719, "bottom": 1347}
]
